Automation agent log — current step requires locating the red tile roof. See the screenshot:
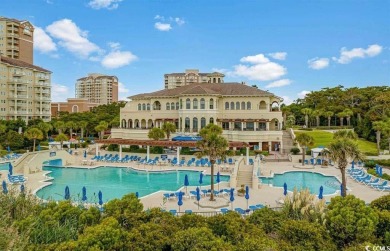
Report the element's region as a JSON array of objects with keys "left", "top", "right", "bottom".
[{"left": 0, "top": 56, "right": 51, "bottom": 73}]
